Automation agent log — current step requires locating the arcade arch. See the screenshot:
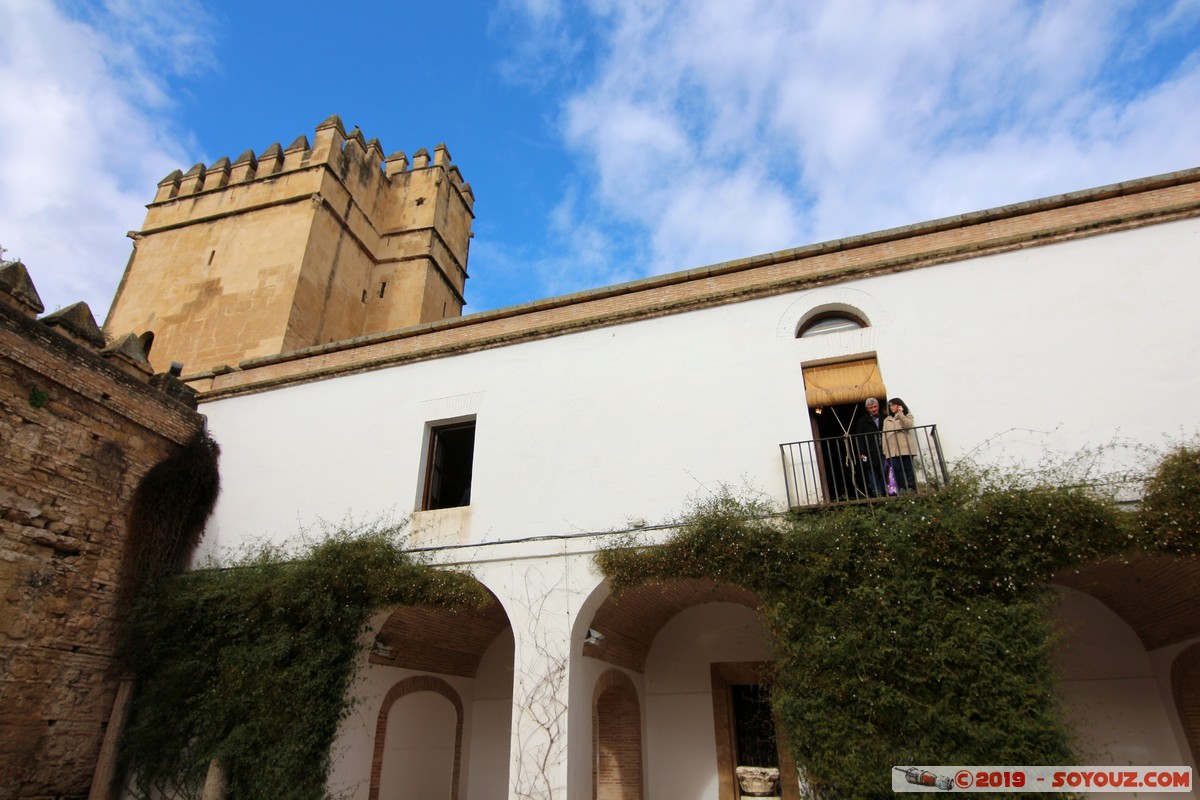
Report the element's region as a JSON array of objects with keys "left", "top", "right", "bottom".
[
  {"left": 365, "top": 593, "right": 515, "bottom": 800},
  {"left": 574, "top": 578, "right": 801, "bottom": 800}
]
